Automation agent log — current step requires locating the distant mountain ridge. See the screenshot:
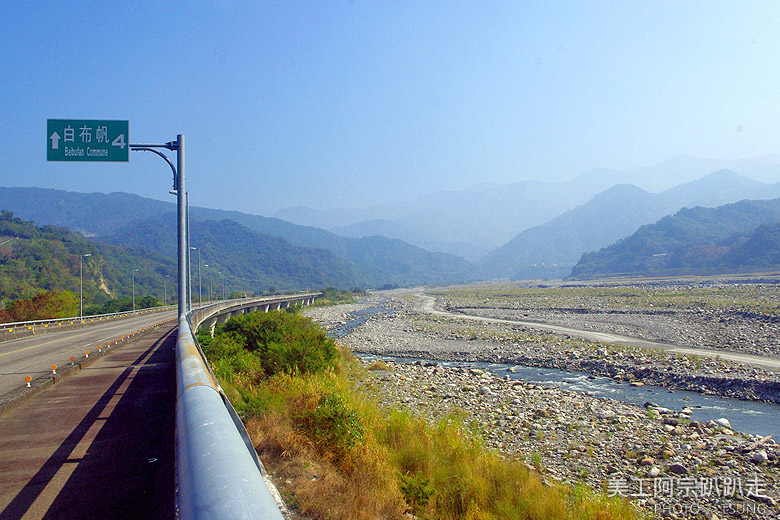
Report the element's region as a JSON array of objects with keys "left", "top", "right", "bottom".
[
  {"left": 276, "top": 177, "right": 626, "bottom": 260},
  {"left": 569, "top": 198, "right": 780, "bottom": 279},
  {"left": 479, "top": 170, "right": 780, "bottom": 280},
  {"left": 0, "top": 187, "right": 477, "bottom": 288},
  {"left": 273, "top": 155, "right": 780, "bottom": 260}
]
